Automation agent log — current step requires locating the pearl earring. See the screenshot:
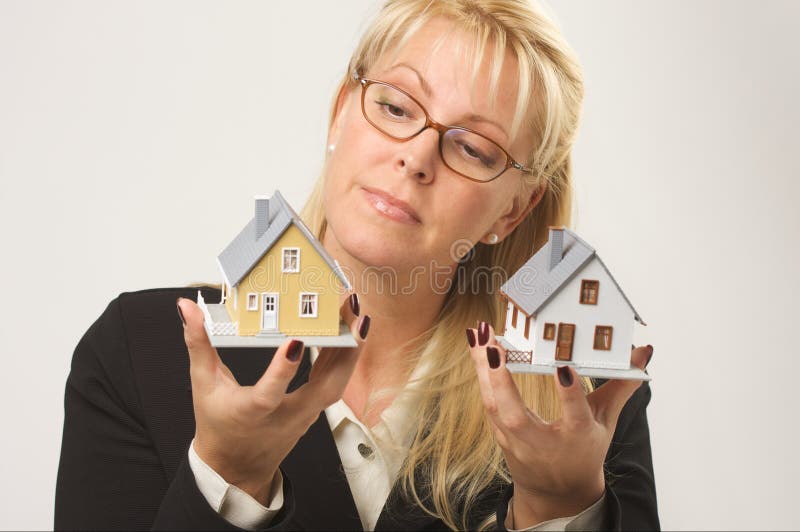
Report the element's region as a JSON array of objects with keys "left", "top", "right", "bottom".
[
  {"left": 327, "top": 144, "right": 336, "bottom": 153},
  {"left": 486, "top": 233, "right": 499, "bottom": 244}
]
